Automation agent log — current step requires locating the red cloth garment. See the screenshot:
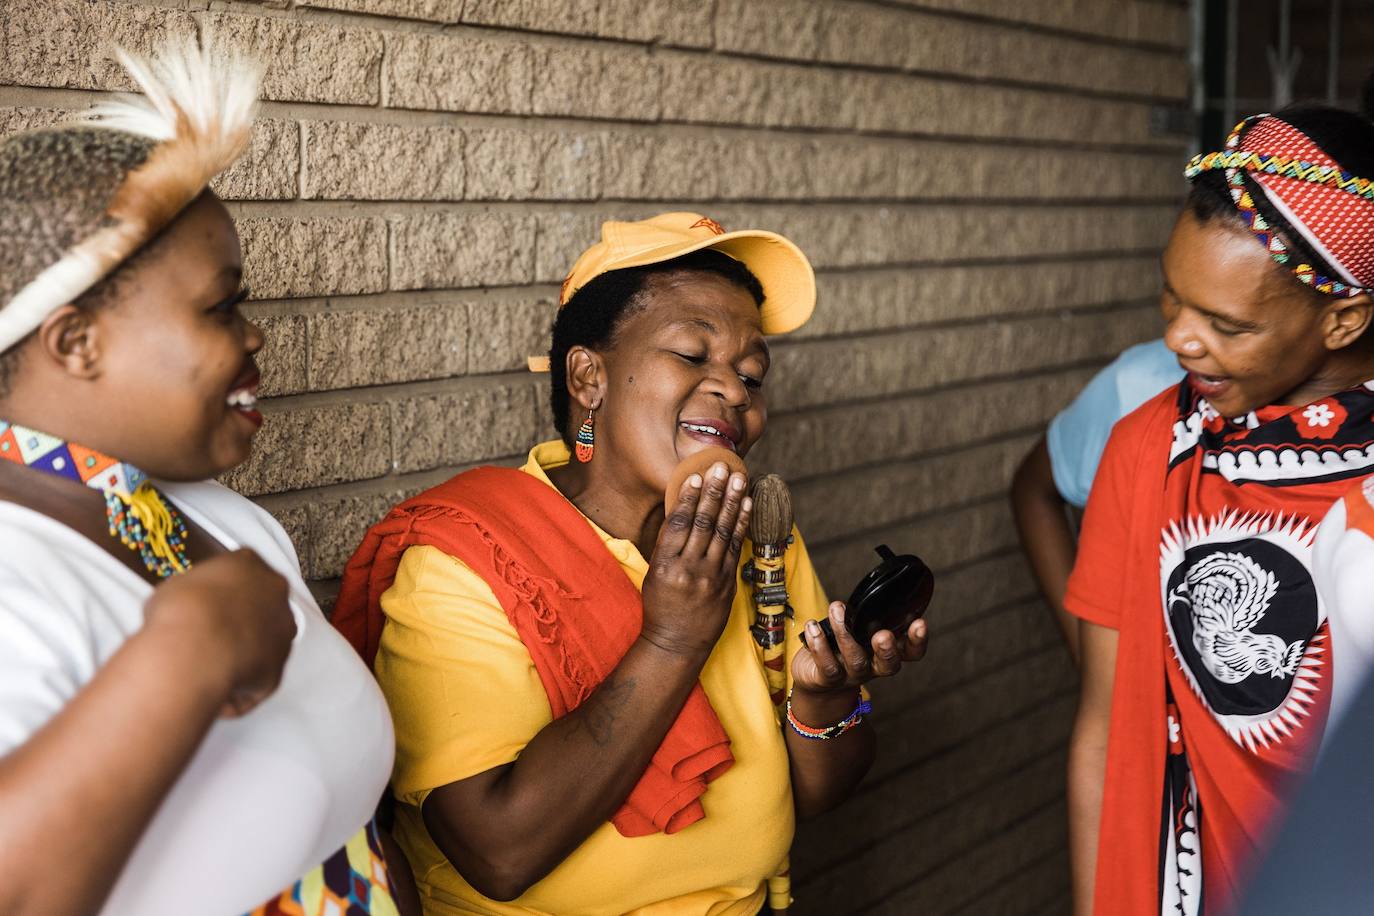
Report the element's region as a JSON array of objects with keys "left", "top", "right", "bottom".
[
  {"left": 332, "top": 466, "right": 734, "bottom": 837},
  {"left": 1065, "top": 380, "right": 1374, "bottom": 916}
]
